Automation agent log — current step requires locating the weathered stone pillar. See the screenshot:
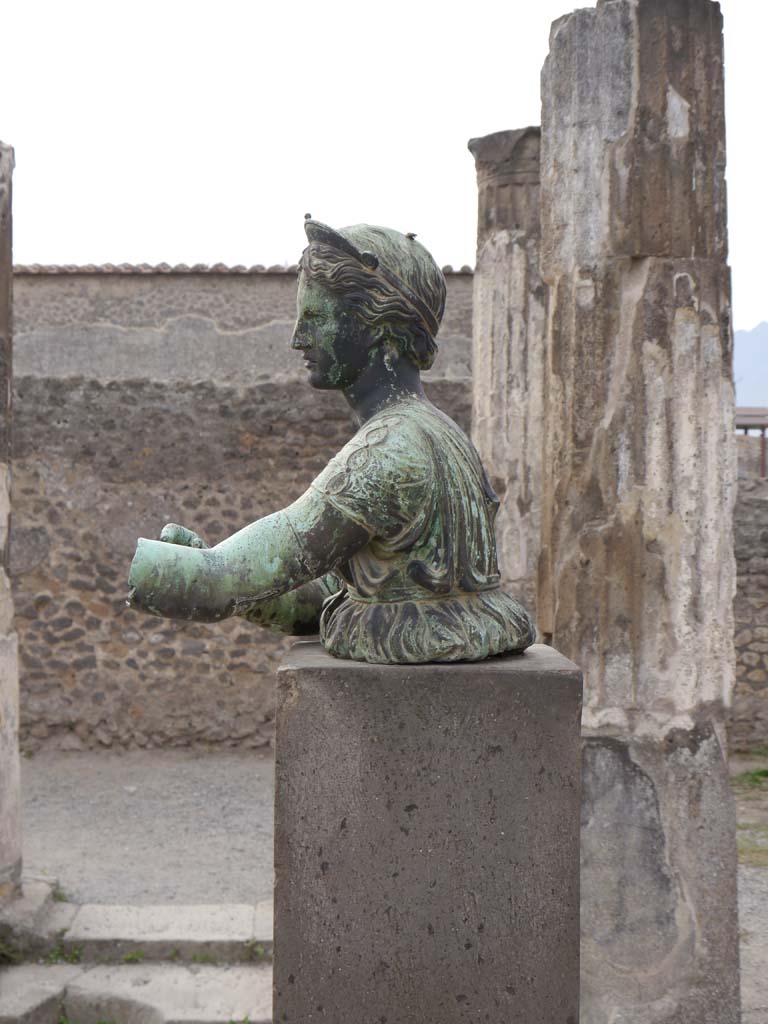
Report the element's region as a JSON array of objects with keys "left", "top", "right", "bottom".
[
  {"left": 468, "top": 128, "right": 546, "bottom": 616},
  {"left": 539, "top": 2, "right": 739, "bottom": 1021},
  {"left": 274, "top": 641, "right": 582, "bottom": 1023},
  {"left": 0, "top": 142, "right": 20, "bottom": 906}
]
